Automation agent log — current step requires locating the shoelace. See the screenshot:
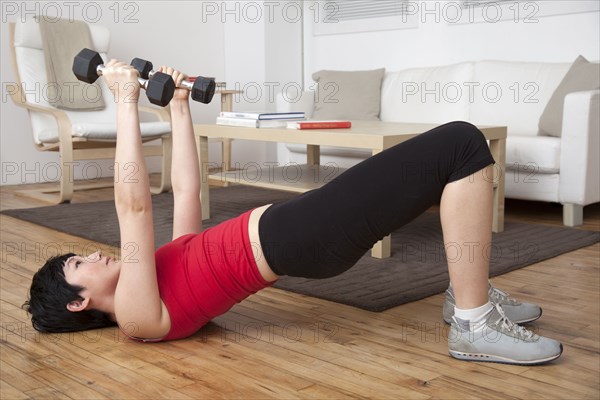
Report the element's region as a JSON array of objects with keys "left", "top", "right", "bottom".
[
  {"left": 489, "top": 285, "right": 520, "bottom": 305},
  {"left": 492, "top": 303, "right": 535, "bottom": 340}
]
